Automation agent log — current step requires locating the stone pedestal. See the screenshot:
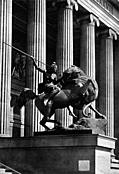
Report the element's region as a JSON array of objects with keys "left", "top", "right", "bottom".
[{"left": 0, "top": 132, "right": 118, "bottom": 174}]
